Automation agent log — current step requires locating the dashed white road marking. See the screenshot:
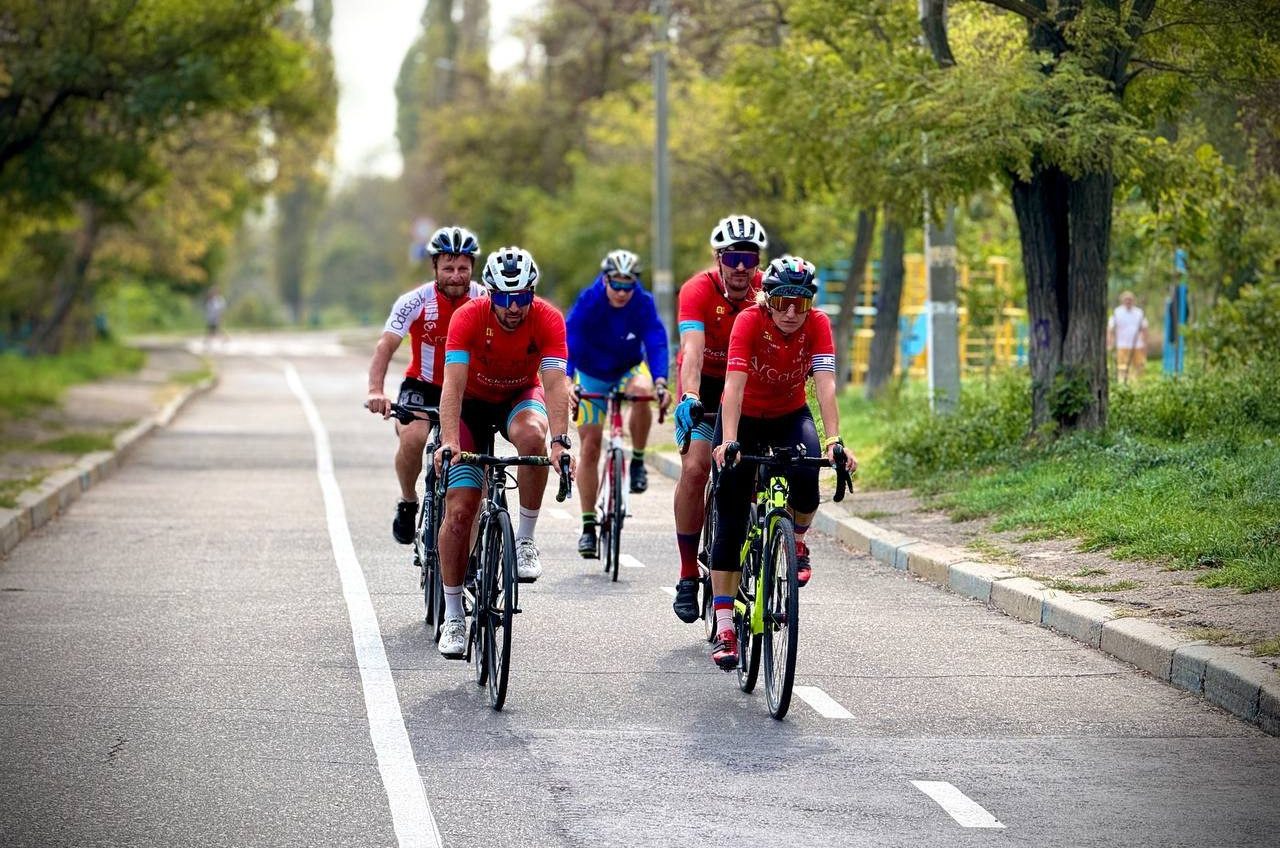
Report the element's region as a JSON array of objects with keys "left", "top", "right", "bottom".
[
  {"left": 286, "top": 363, "right": 442, "bottom": 848},
  {"left": 911, "top": 781, "right": 1007, "bottom": 829},
  {"left": 794, "top": 686, "right": 854, "bottom": 719},
  {"left": 548, "top": 507, "right": 571, "bottom": 521},
  {"left": 620, "top": 554, "right": 645, "bottom": 569},
  {"left": 660, "top": 586, "right": 677, "bottom": 597}
]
